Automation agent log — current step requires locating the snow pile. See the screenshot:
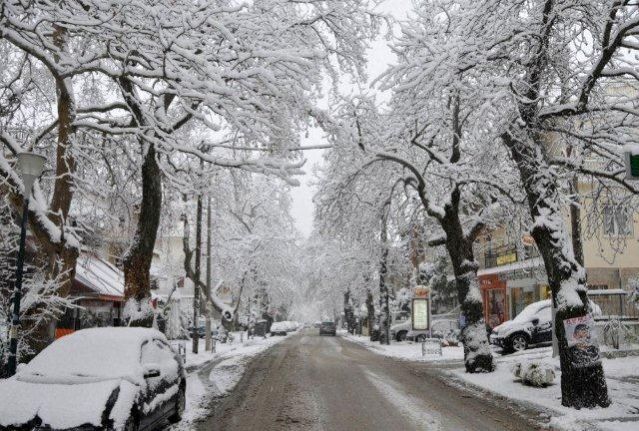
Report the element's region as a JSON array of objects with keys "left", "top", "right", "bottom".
[
  {"left": 451, "top": 347, "right": 639, "bottom": 430},
  {"left": 512, "top": 361, "right": 555, "bottom": 387}
]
